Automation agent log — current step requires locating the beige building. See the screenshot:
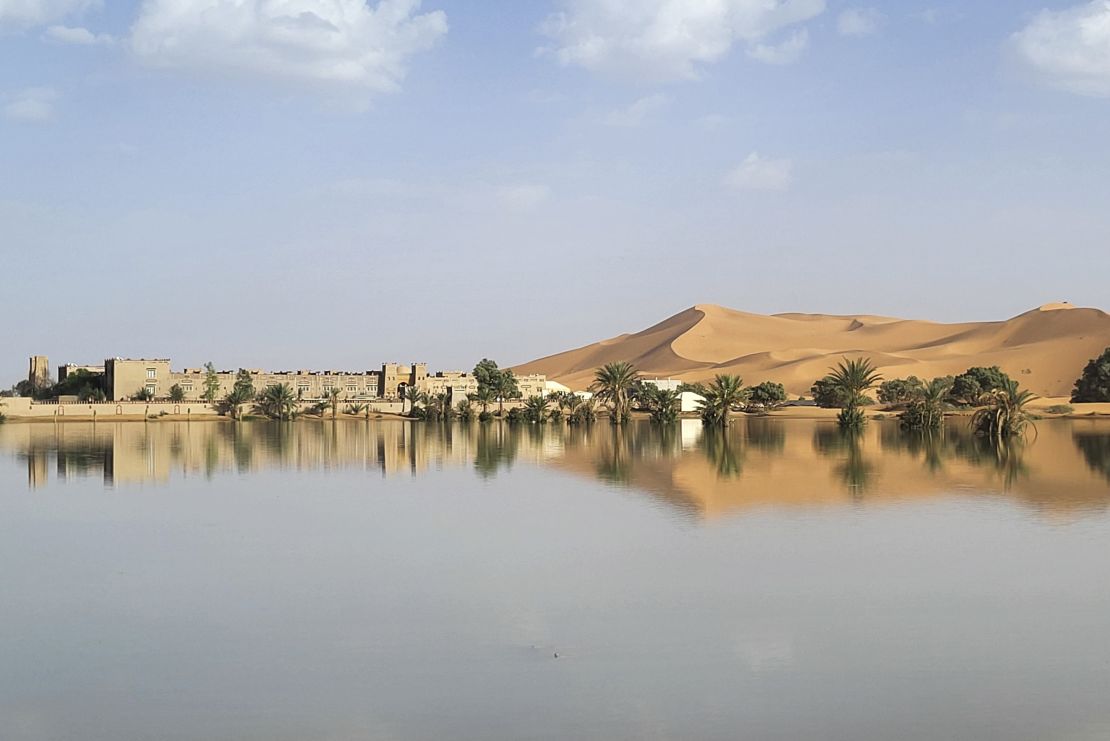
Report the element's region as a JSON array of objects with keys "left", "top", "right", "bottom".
[{"left": 97, "top": 358, "right": 540, "bottom": 405}]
